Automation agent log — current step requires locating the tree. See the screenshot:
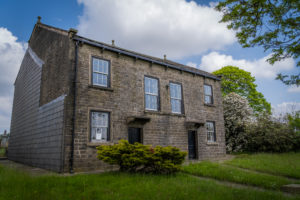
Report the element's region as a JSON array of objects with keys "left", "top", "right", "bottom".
[
  {"left": 213, "top": 66, "right": 271, "bottom": 114},
  {"left": 223, "top": 92, "right": 252, "bottom": 152},
  {"left": 287, "top": 110, "right": 300, "bottom": 133},
  {"left": 216, "top": 0, "right": 300, "bottom": 86}
]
